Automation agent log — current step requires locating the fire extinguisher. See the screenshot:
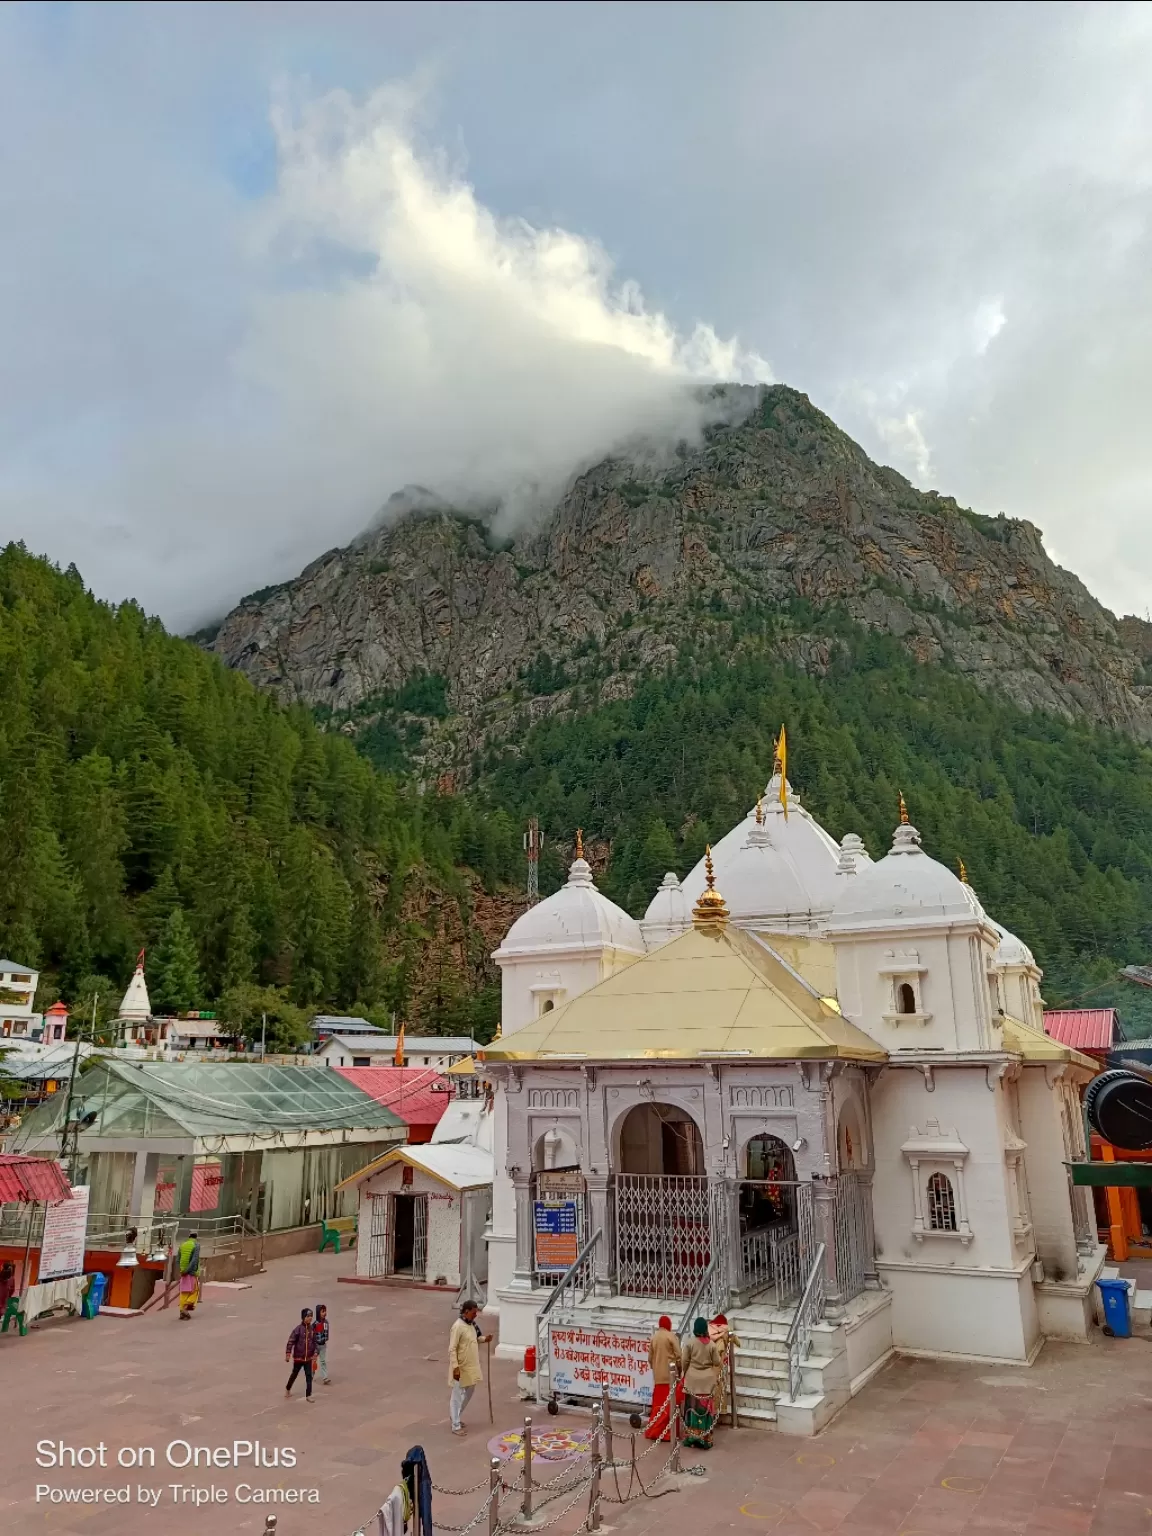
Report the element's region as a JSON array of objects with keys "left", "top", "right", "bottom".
[{"left": 524, "top": 1346, "right": 537, "bottom": 1374}]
